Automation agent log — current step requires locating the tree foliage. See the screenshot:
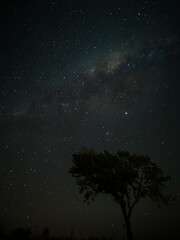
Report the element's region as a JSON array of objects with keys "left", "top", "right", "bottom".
[{"left": 69, "top": 148, "right": 172, "bottom": 240}]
